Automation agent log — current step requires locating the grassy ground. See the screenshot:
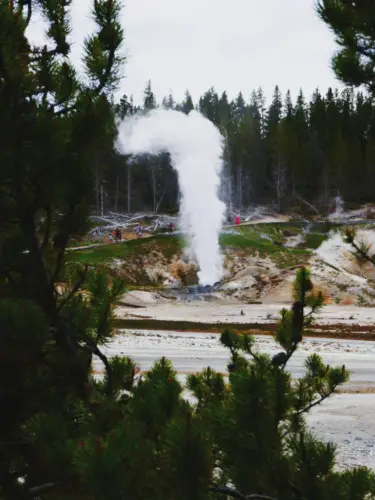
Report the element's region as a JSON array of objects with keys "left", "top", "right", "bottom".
[
  {"left": 219, "top": 223, "right": 331, "bottom": 268},
  {"left": 67, "top": 222, "right": 335, "bottom": 271},
  {"left": 67, "top": 234, "right": 184, "bottom": 266}
]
